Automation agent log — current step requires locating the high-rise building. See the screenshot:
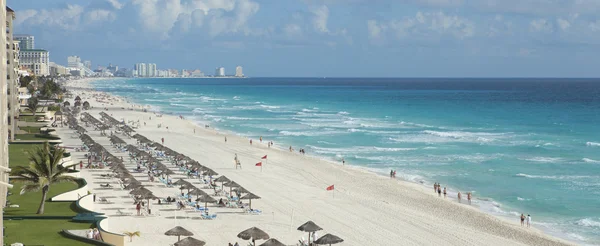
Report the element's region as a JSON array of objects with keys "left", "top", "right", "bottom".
[
  {"left": 14, "top": 34, "right": 34, "bottom": 50},
  {"left": 215, "top": 67, "right": 225, "bottom": 77},
  {"left": 147, "top": 63, "right": 157, "bottom": 77},
  {"left": 235, "top": 66, "right": 244, "bottom": 77},
  {"left": 6, "top": 7, "right": 18, "bottom": 141},
  {"left": 20, "top": 49, "right": 50, "bottom": 76},
  {"left": 67, "top": 56, "right": 81, "bottom": 68},
  {"left": 83, "top": 60, "right": 92, "bottom": 69},
  {"left": 135, "top": 63, "right": 147, "bottom": 77},
  {"left": 1, "top": 5, "right": 12, "bottom": 244}
]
